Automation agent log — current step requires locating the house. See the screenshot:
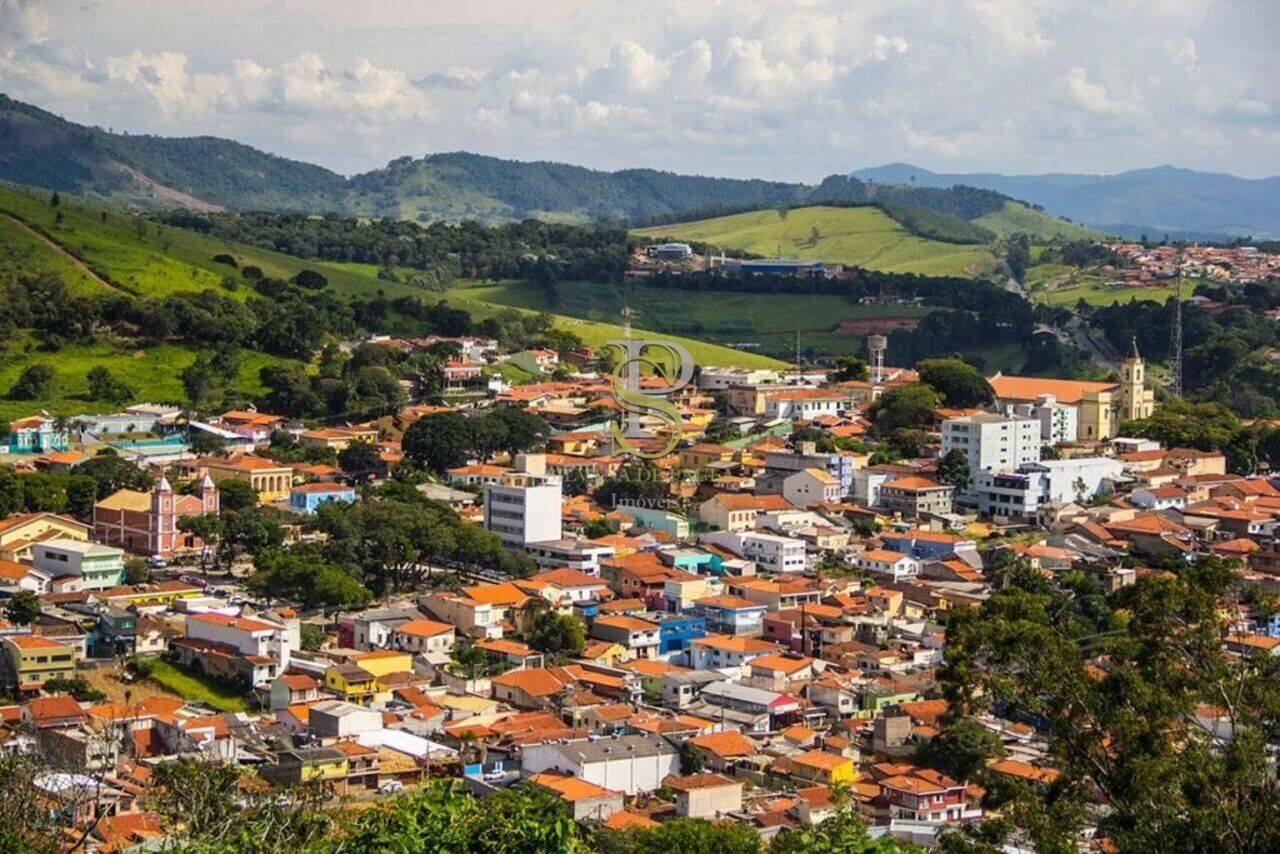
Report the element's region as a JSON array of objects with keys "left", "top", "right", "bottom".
[
  {"left": 31, "top": 540, "right": 125, "bottom": 591},
  {"left": 694, "top": 596, "right": 768, "bottom": 636},
  {"left": 215, "top": 410, "right": 286, "bottom": 445},
  {"left": 94, "top": 476, "right": 219, "bottom": 559},
  {"left": 269, "top": 674, "right": 320, "bottom": 710},
  {"left": 6, "top": 417, "right": 68, "bottom": 454},
  {"left": 0, "top": 512, "right": 90, "bottom": 562},
  {"left": 878, "top": 477, "right": 954, "bottom": 520},
  {"left": 664, "top": 773, "right": 744, "bottom": 819},
  {"left": 174, "top": 612, "right": 292, "bottom": 687},
  {"left": 685, "top": 731, "right": 758, "bottom": 772},
  {"left": 490, "top": 668, "right": 576, "bottom": 710},
  {"left": 688, "top": 635, "right": 782, "bottom": 671},
  {"left": 851, "top": 549, "right": 921, "bottom": 582},
  {"left": 298, "top": 426, "right": 380, "bottom": 451},
  {"left": 590, "top": 615, "right": 660, "bottom": 661},
  {"left": 289, "top": 483, "right": 357, "bottom": 515},
  {"left": 324, "top": 663, "right": 379, "bottom": 705},
  {"left": 390, "top": 619, "right": 456, "bottom": 656},
  {"left": 878, "top": 768, "right": 976, "bottom": 824},
  {"left": 520, "top": 734, "right": 679, "bottom": 796},
  {"left": 4, "top": 635, "right": 76, "bottom": 692},
  {"left": 782, "top": 468, "right": 842, "bottom": 509},
  {"left": 528, "top": 772, "right": 625, "bottom": 822},
  {"left": 698, "top": 493, "right": 759, "bottom": 532},
  {"left": 780, "top": 750, "right": 857, "bottom": 786}
]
